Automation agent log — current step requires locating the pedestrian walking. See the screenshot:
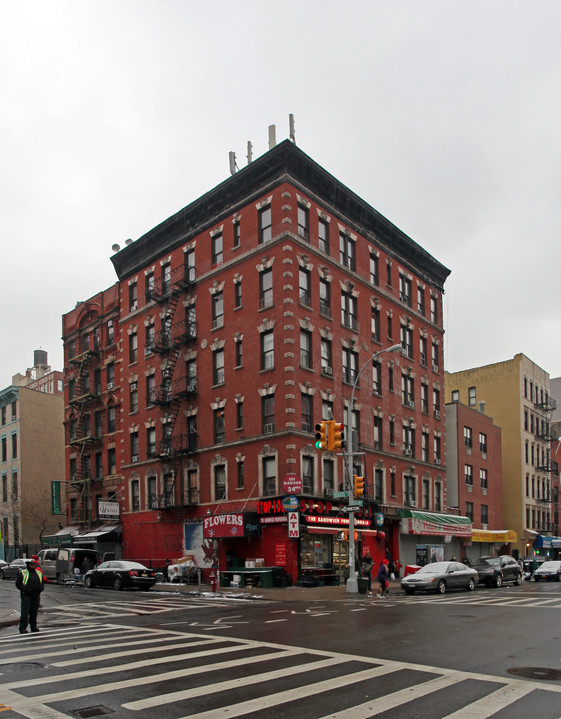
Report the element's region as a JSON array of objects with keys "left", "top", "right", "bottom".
[
  {"left": 16, "top": 557, "right": 45, "bottom": 634},
  {"left": 361, "top": 551, "right": 373, "bottom": 595},
  {"left": 376, "top": 559, "right": 390, "bottom": 598}
]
